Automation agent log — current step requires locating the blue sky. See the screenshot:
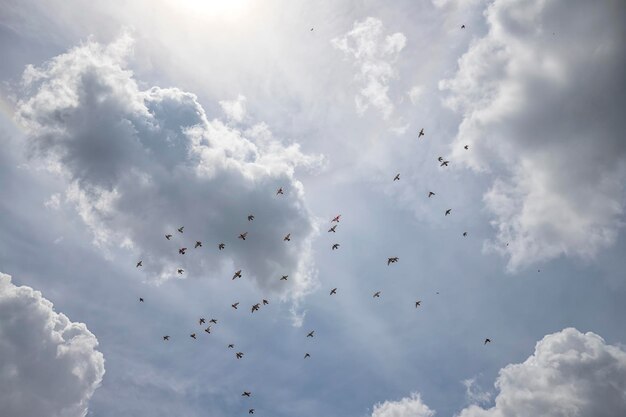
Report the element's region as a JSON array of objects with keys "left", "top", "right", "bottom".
[{"left": 1, "top": 1, "right": 626, "bottom": 416}]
